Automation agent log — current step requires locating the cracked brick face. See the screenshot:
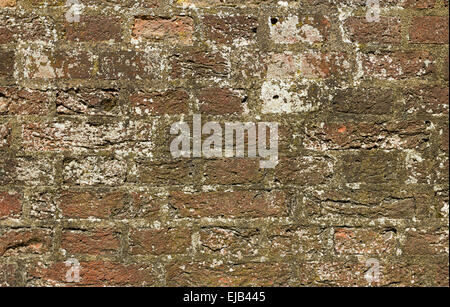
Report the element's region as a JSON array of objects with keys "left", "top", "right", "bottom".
[{"left": 0, "top": 0, "right": 448, "bottom": 287}]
